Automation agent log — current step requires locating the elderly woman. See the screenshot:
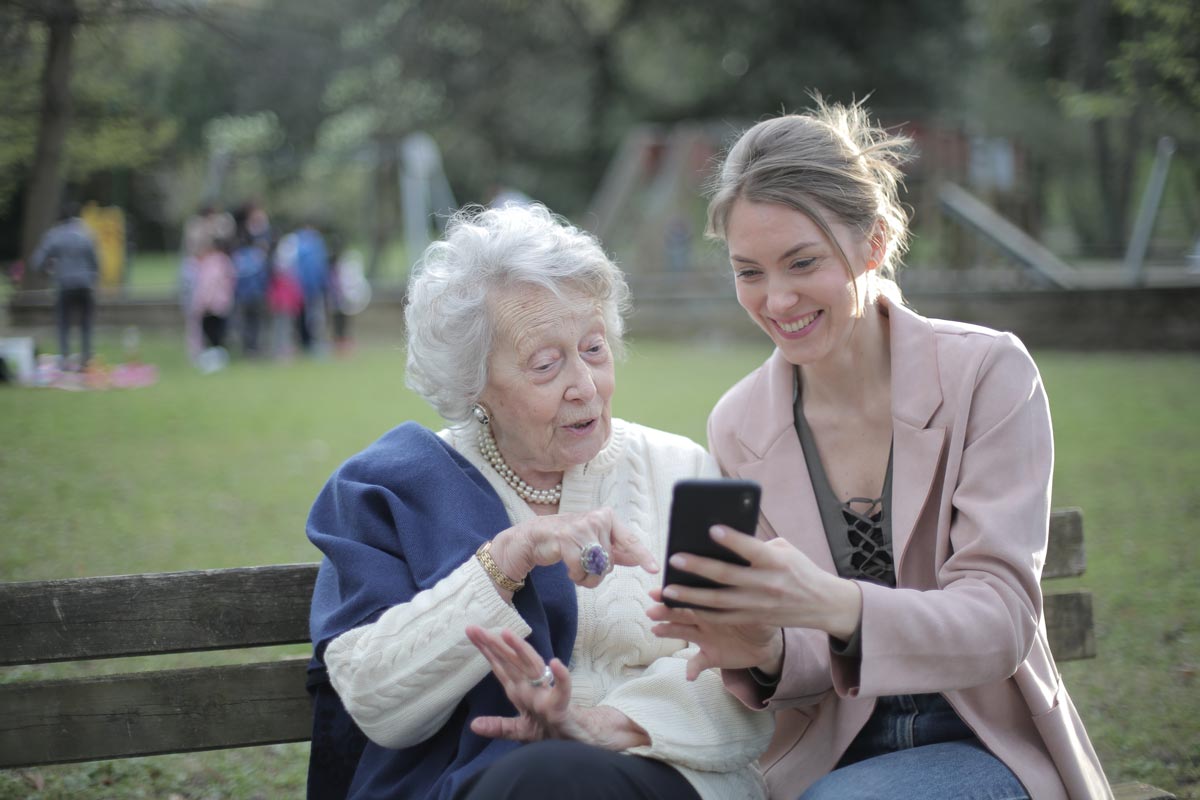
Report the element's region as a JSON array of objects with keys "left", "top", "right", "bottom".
[{"left": 305, "top": 203, "right": 773, "bottom": 800}]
